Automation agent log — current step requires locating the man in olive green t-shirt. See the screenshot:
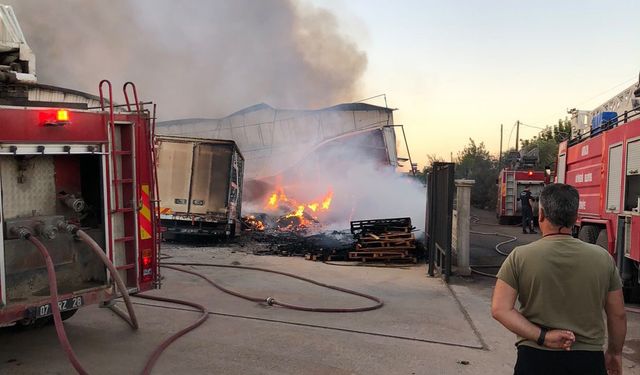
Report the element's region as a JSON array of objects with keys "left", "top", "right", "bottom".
[{"left": 492, "top": 183, "right": 627, "bottom": 375}]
